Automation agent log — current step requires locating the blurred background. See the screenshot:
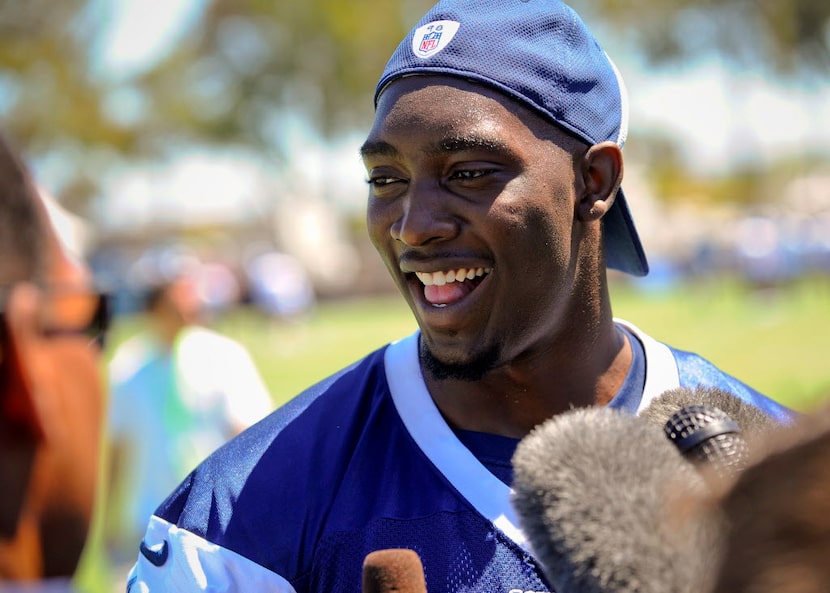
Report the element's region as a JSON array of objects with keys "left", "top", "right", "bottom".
[{"left": 1, "top": 0, "right": 829, "bottom": 589}]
